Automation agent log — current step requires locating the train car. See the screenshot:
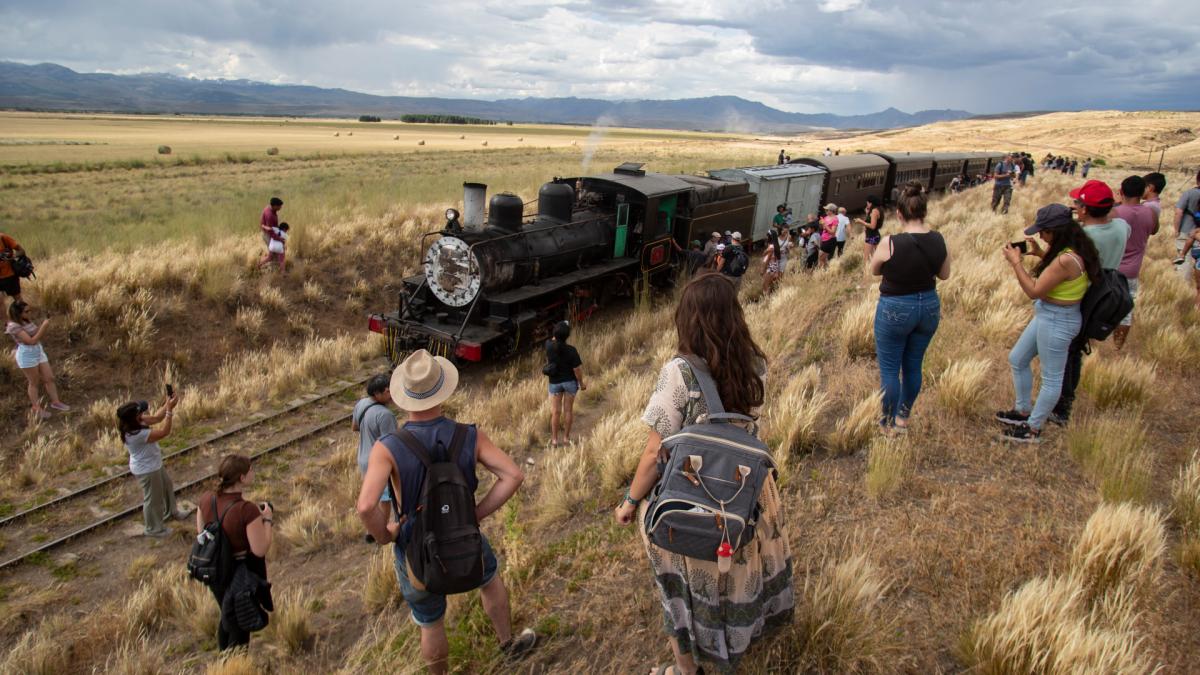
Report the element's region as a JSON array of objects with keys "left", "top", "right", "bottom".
[
  {"left": 962, "top": 152, "right": 993, "bottom": 179},
  {"left": 368, "top": 163, "right": 755, "bottom": 364},
  {"left": 868, "top": 152, "right": 936, "bottom": 203},
  {"left": 930, "top": 152, "right": 973, "bottom": 191},
  {"left": 707, "top": 164, "right": 826, "bottom": 241},
  {"left": 789, "top": 154, "right": 889, "bottom": 213}
]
